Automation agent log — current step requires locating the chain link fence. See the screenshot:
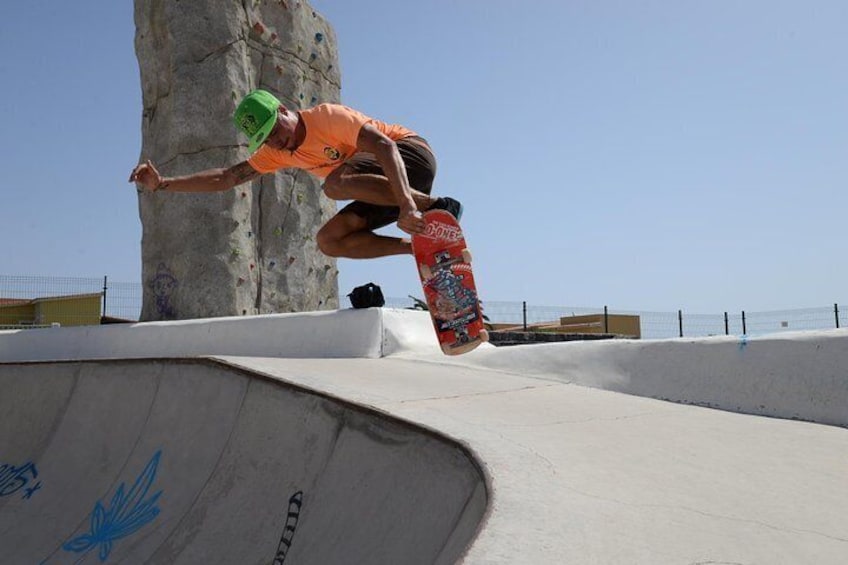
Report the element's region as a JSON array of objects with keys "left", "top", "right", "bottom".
[
  {"left": 386, "top": 297, "right": 845, "bottom": 339},
  {"left": 1, "top": 275, "right": 844, "bottom": 338},
  {"left": 0, "top": 275, "right": 142, "bottom": 325}
]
